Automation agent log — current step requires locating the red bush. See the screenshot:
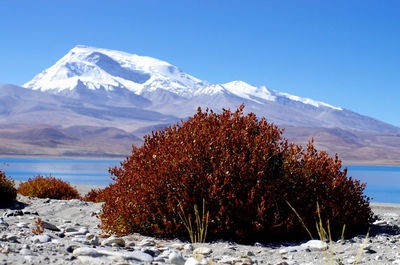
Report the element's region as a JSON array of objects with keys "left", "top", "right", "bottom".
[
  {"left": 18, "top": 175, "right": 81, "bottom": 200},
  {"left": 83, "top": 187, "right": 109, "bottom": 203},
  {"left": 100, "top": 105, "right": 374, "bottom": 242},
  {"left": 0, "top": 171, "right": 17, "bottom": 204}
]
